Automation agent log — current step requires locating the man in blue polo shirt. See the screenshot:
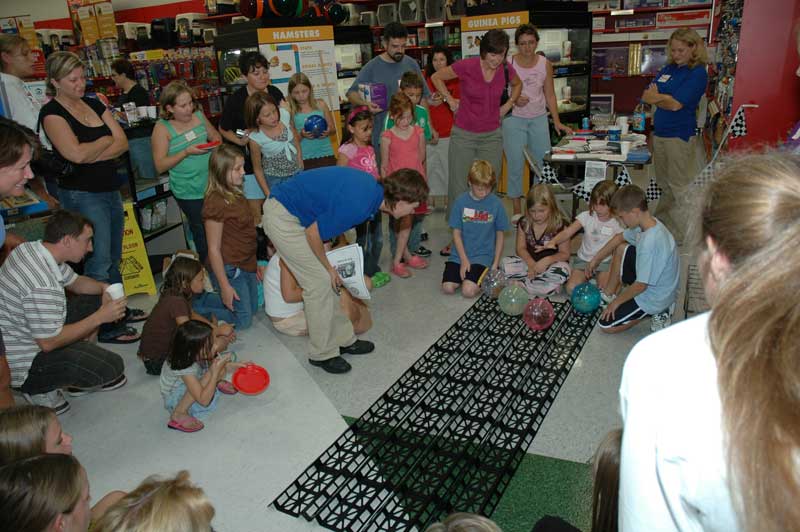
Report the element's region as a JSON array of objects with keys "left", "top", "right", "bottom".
[
  {"left": 262, "top": 167, "right": 428, "bottom": 374},
  {"left": 641, "top": 28, "right": 708, "bottom": 242}
]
